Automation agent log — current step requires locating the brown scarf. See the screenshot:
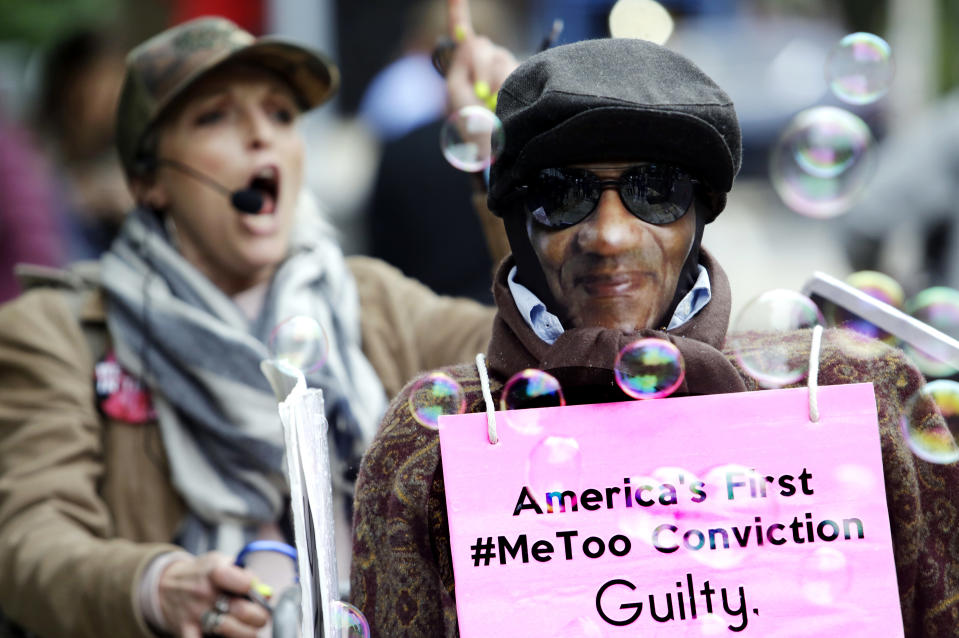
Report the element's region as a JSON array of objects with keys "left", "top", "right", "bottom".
[{"left": 485, "top": 249, "right": 747, "bottom": 403}]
